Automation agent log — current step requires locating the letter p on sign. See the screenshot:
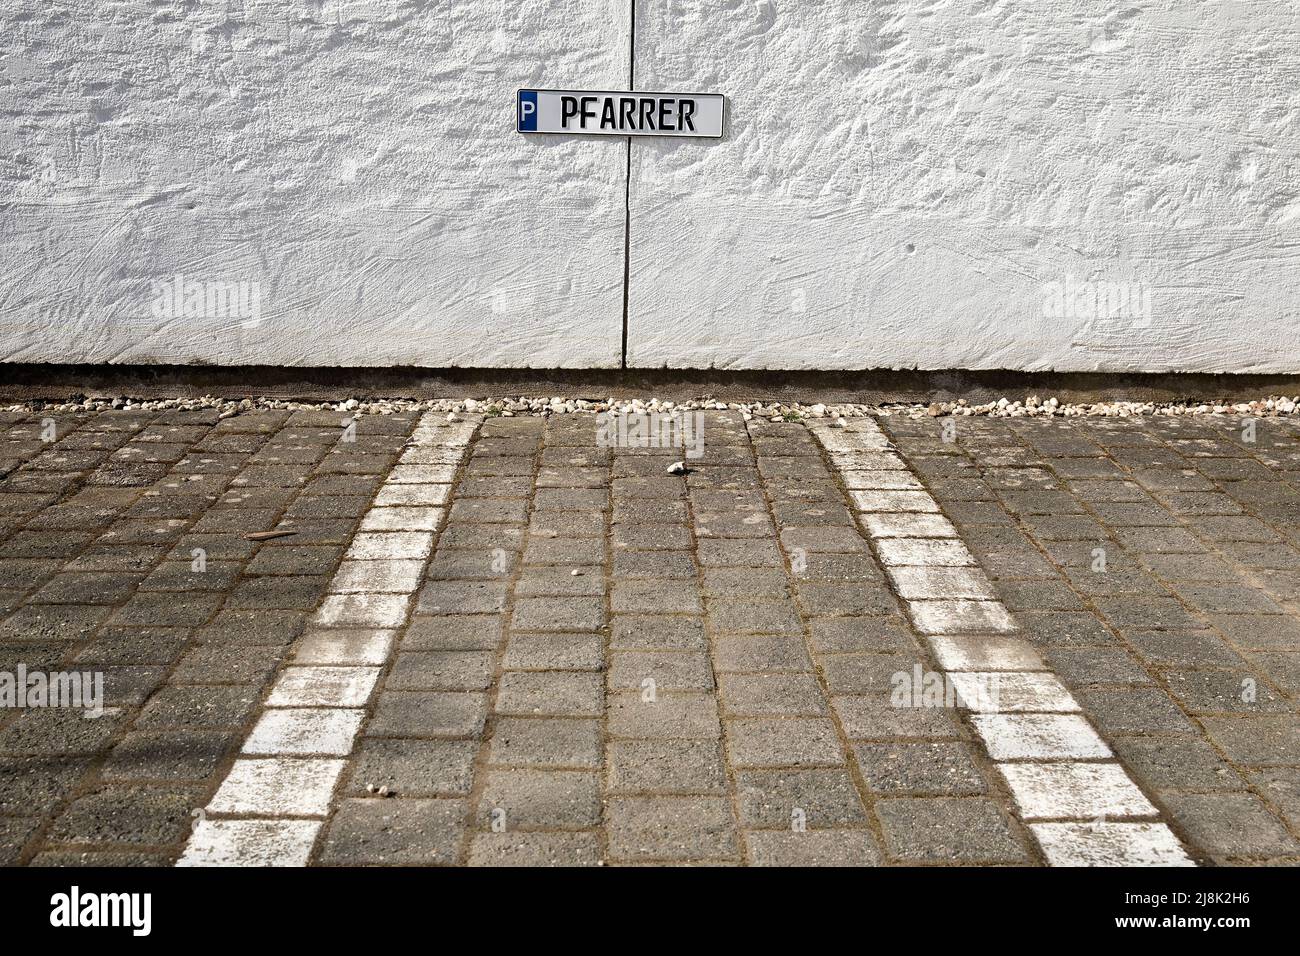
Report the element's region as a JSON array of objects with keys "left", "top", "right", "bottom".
[{"left": 517, "top": 90, "right": 538, "bottom": 131}]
